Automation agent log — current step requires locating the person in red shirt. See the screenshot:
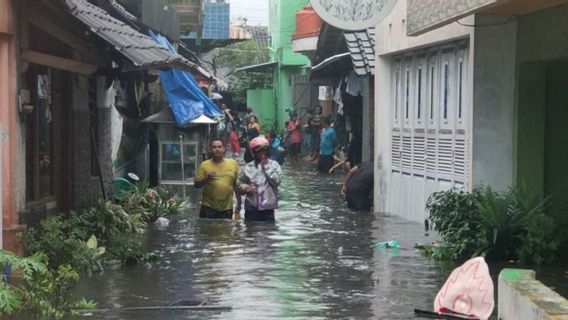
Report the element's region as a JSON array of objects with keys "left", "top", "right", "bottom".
[{"left": 286, "top": 114, "right": 302, "bottom": 164}]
